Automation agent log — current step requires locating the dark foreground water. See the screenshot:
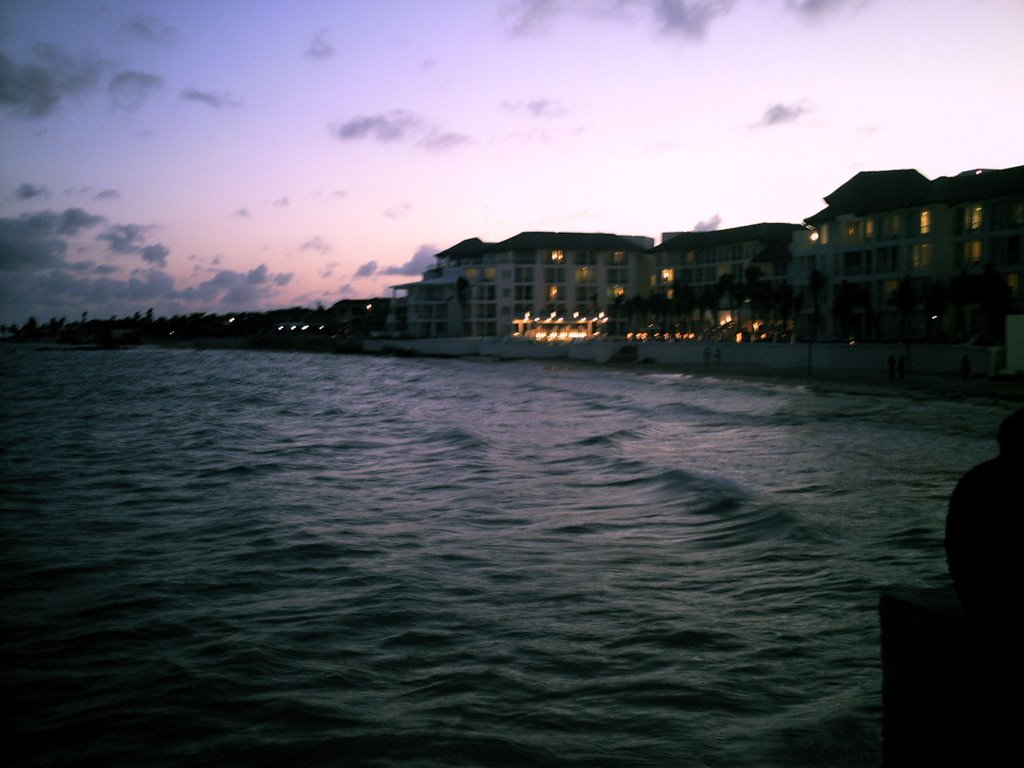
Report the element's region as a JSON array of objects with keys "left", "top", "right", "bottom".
[{"left": 1, "top": 346, "right": 1015, "bottom": 767}]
